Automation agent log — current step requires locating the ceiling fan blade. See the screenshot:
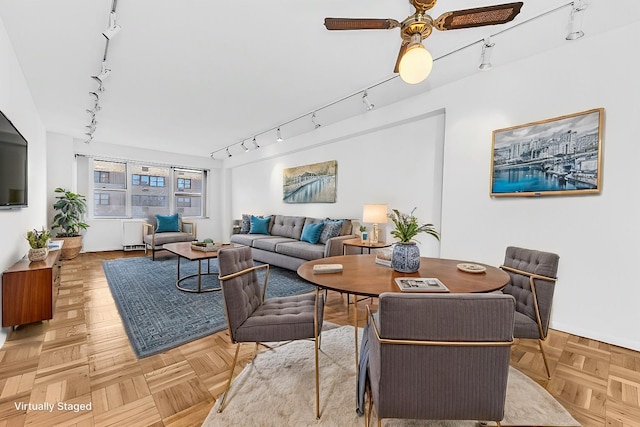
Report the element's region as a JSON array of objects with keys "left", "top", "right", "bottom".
[
  {"left": 410, "top": 0, "right": 438, "bottom": 12},
  {"left": 433, "top": 2, "right": 523, "bottom": 31},
  {"left": 324, "top": 18, "right": 400, "bottom": 30},
  {"left": 393, "top": 41, "right": 409, "bottom": 74}
]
